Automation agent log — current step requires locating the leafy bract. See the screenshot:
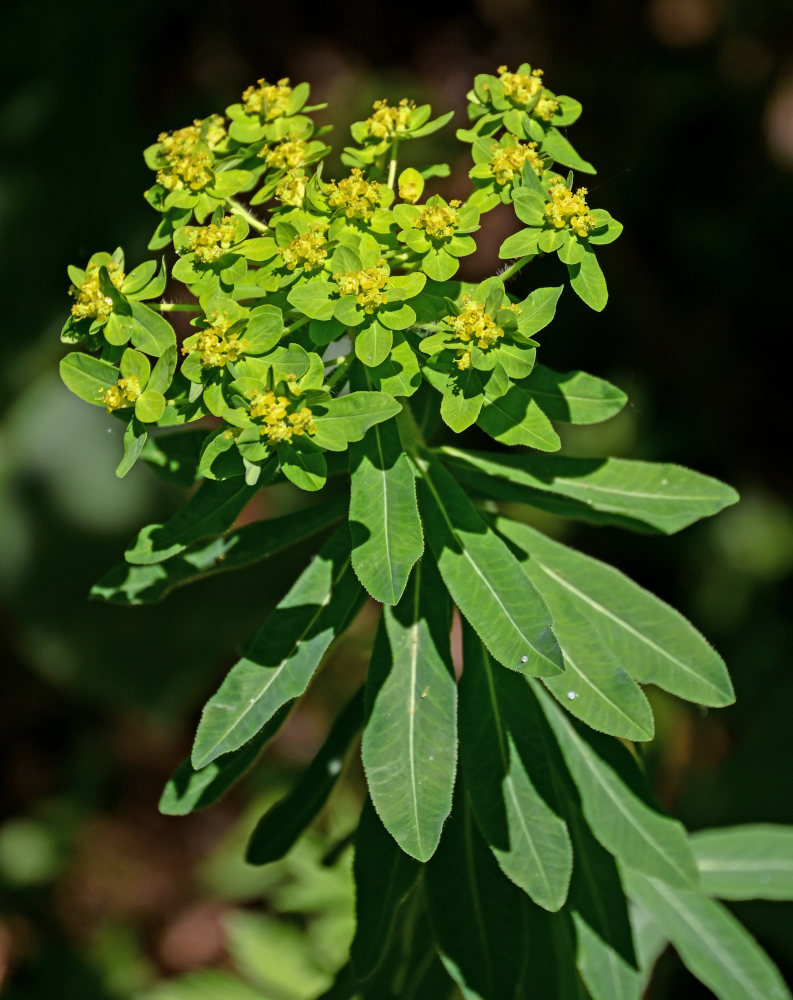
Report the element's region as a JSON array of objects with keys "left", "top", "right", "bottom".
[{"left": 690, "top": 825, "right": 793, "bottom": 900}]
